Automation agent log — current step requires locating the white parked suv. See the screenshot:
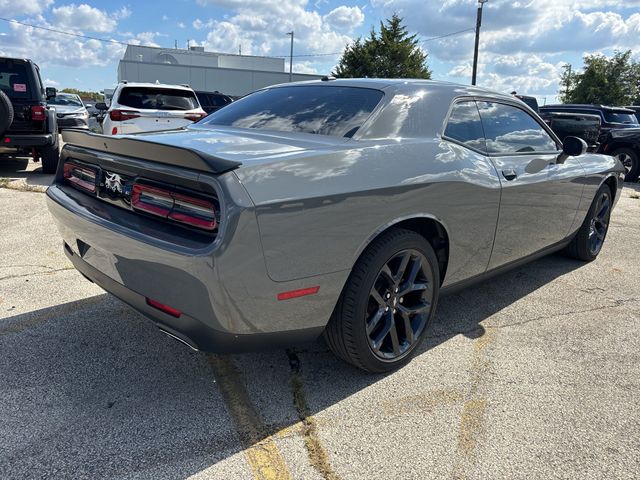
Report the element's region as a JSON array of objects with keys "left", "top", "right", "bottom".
[{"left": 101, "top": 82, "right": 207, "bottom": 135}]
